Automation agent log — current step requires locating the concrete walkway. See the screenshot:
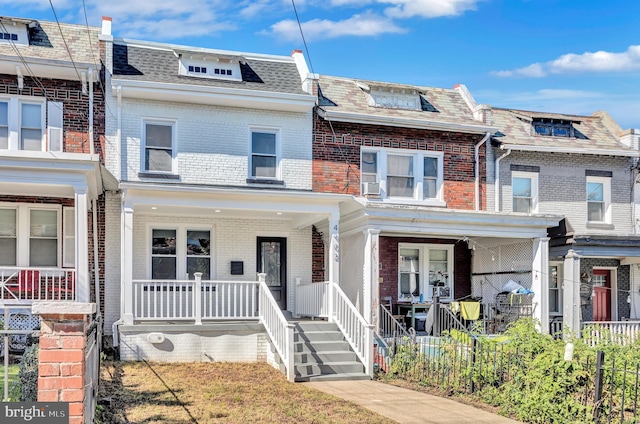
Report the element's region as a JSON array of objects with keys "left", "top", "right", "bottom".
[{"left": 303, "top": 380, "right": 521, "bottom": 424}]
